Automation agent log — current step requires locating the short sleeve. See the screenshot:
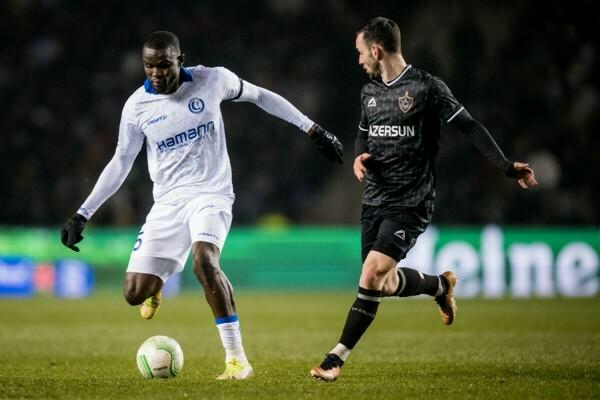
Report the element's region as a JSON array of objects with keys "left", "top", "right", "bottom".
[
  {"left": 116, "top": 97, "right": 144, "bottom": 156},
  {"left": 430, "top": 76, "right": 464, "bottom": 124},
  {"left": 215, "top": 67, "right": 244, "bottom": 102}
]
